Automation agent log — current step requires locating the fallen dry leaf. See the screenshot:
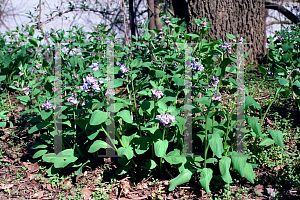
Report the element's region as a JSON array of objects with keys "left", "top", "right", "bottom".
[
  {"left": 64, "top": 178, "right": 72, "bottom": 187},
  {"left": 70, "top": 190, "right": 77, "bottom": 196},
  {"left": 22, "top": 162, "right": 40, "bottom": 172},
  {"left": 34, "top": 191, "right": 44, "bottom": 199},
  {"left": 120, "top": 177, "right": 134, "bottom": 196},
  {"left": 81, "top": 187, "right": 92, "bottom": 200},
  {"left": 0, "top": 184, "right": 13, "bottom": 190},
  {"left": 273, "top": 164, "right": 286, "bottom": 171},
  {"left": 254, "top": 184, "right": 264, "bottom": 194}
]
